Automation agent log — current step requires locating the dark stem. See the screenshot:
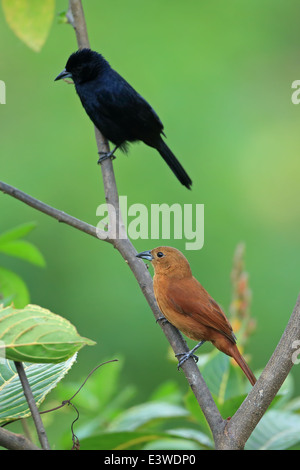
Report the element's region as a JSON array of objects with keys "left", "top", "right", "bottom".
[{"left": 14, "top": 362, "right": 50, "bottom": 450}]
